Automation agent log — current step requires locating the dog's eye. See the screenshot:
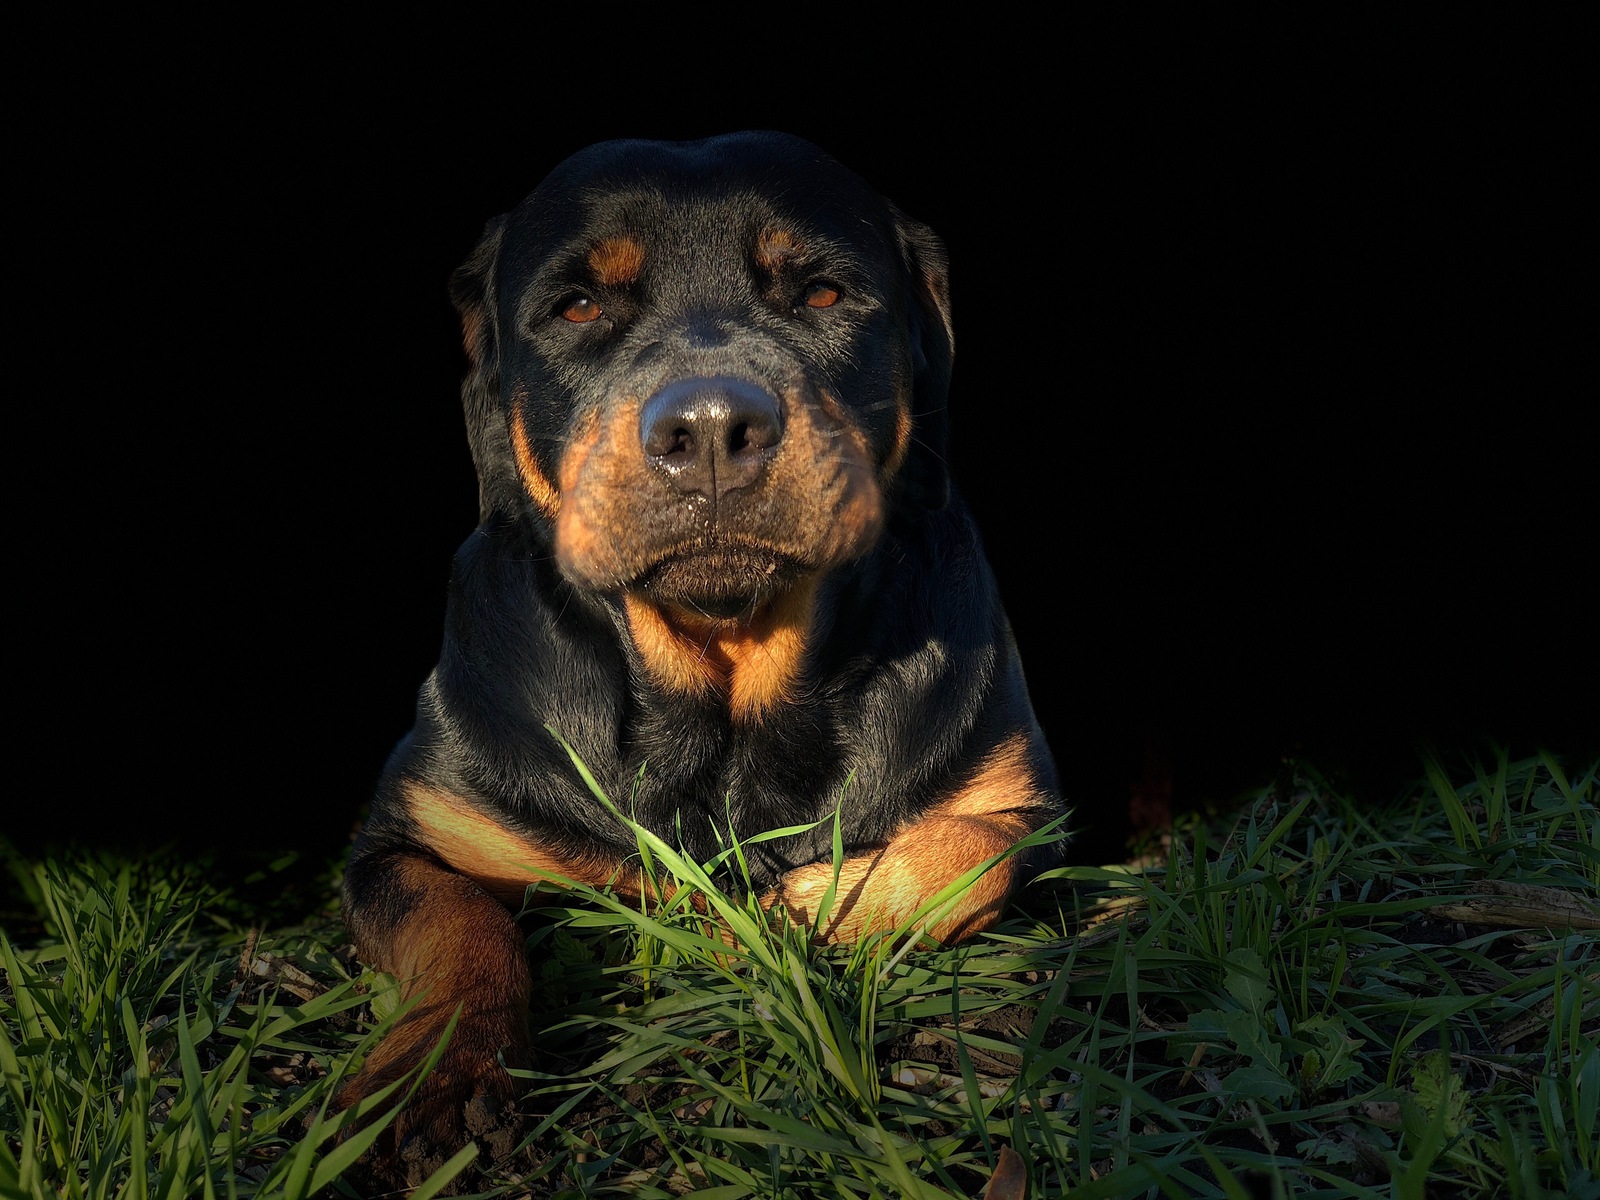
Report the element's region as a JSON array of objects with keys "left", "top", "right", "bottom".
[
  {"left": 800, "top": 281, "right": 841, "bottom": 310},
  {"left": 561, "top": 296, "right": 604, "bottom": 324}
]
